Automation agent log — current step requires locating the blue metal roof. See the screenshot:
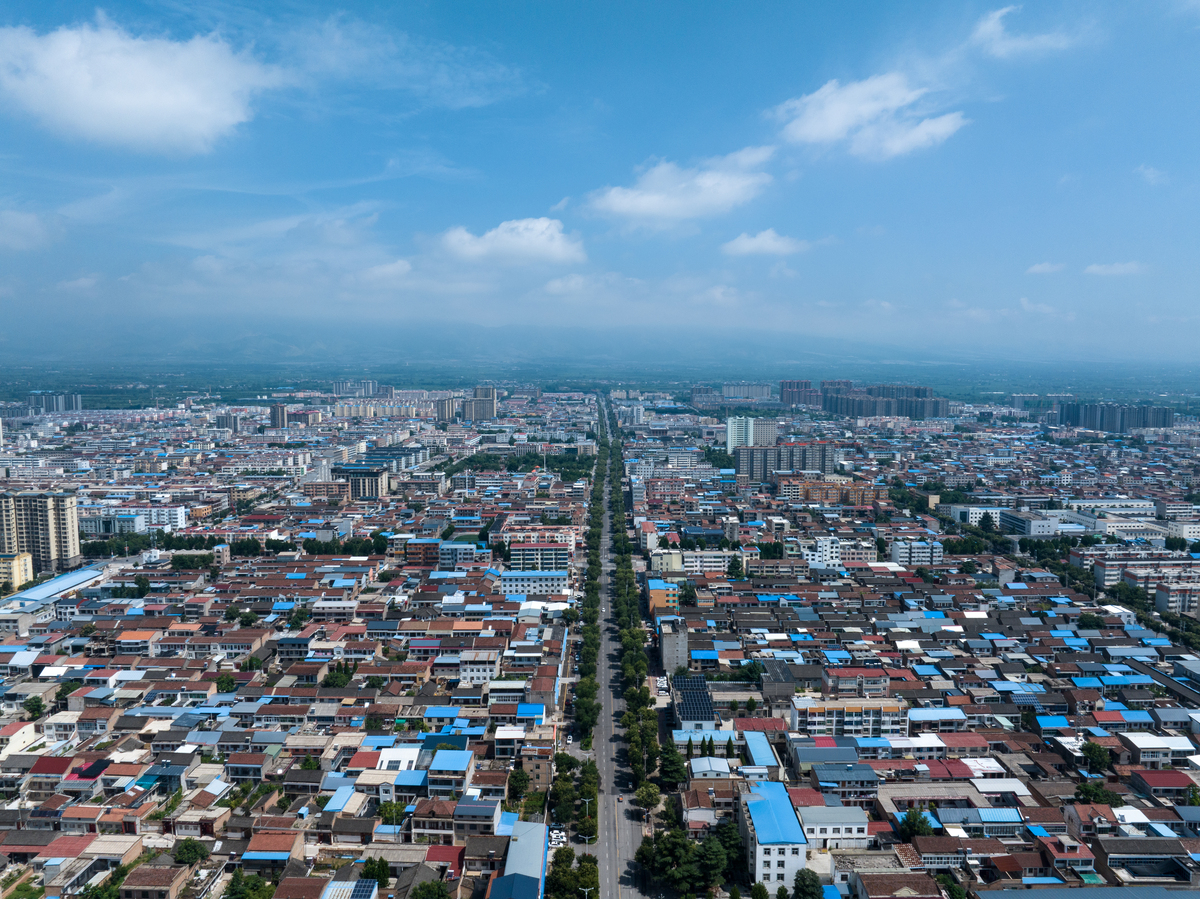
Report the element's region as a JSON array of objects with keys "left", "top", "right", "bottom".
[
  {"left": 1036, "top": 715, "right": 1070, "bottom": 728},
  {"left": 430, "top": 749, "right": 474, "bottom": 771},
  {"left": 325, "top": 785, "right": 356, "bottom": 813},
  {"left": 978, "top": 808, "right": 1023, "bottom": 823},
  {"left": 744, "top": 731, "right": 776, "bottom": 768},
  {"left": 745, "top": 781, "right": 806, "bottom": 845}
]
